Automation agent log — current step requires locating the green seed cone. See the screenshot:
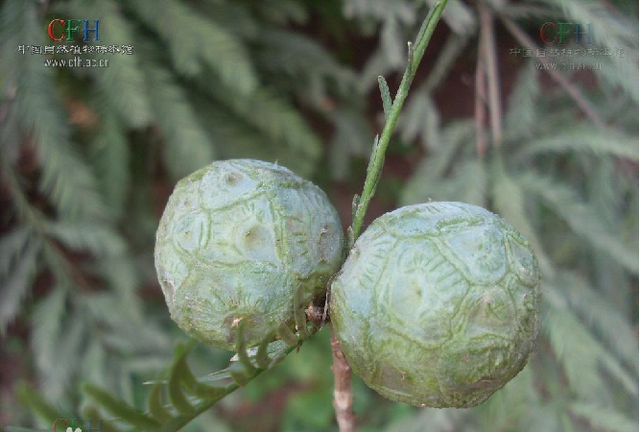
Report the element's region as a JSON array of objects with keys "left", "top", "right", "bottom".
[
  {"left": 155, "top": 159, "right": 344, "bottom": 351},
  {"left": 330, "top": 202, "right": 541, "bottom": 408}
]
